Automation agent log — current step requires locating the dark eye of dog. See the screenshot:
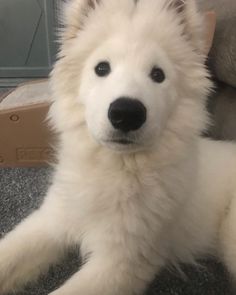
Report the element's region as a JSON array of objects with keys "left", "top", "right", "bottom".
[
  {"left": 95, "top": 61, "right": 111, "bottom": 77},
  {"left": 150, "top": 67, "right": 165, "bottom": 83}
]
